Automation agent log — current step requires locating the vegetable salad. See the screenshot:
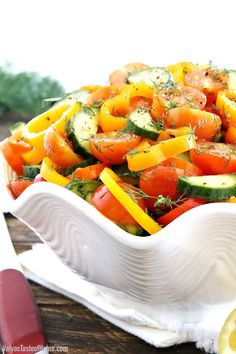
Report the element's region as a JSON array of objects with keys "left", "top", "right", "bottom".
[{"left": 2, "top": 61, "right": 236, "bottom": 236}]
